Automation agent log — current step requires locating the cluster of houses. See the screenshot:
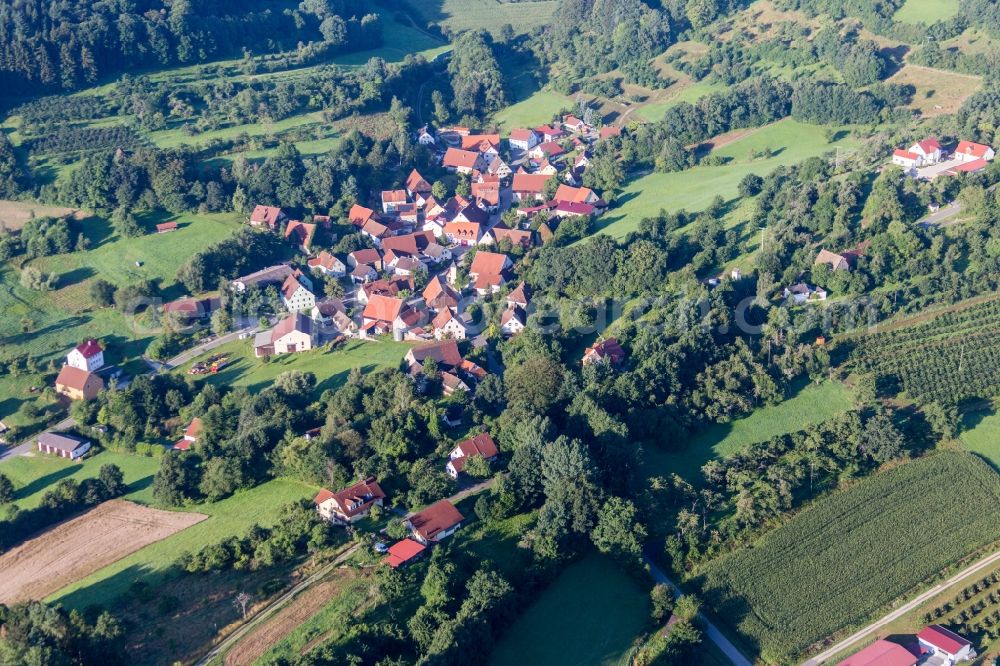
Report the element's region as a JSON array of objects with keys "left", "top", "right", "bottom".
[
  {"left": 838, "top": 625, "right": 975, "bottom": 666},
  {"left": 311, "top": 431, "right": 501, "bottom": 568},
  {"left": 890, "top": 138, "right": 995, "bottom": 179}
]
